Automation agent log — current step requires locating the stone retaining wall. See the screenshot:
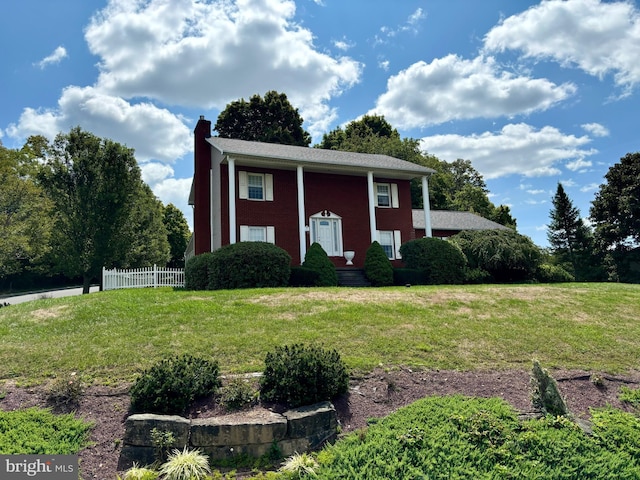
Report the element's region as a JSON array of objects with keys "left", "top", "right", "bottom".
[{"left": 118, "top": 401, "right": 338, "bottom": 469}]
